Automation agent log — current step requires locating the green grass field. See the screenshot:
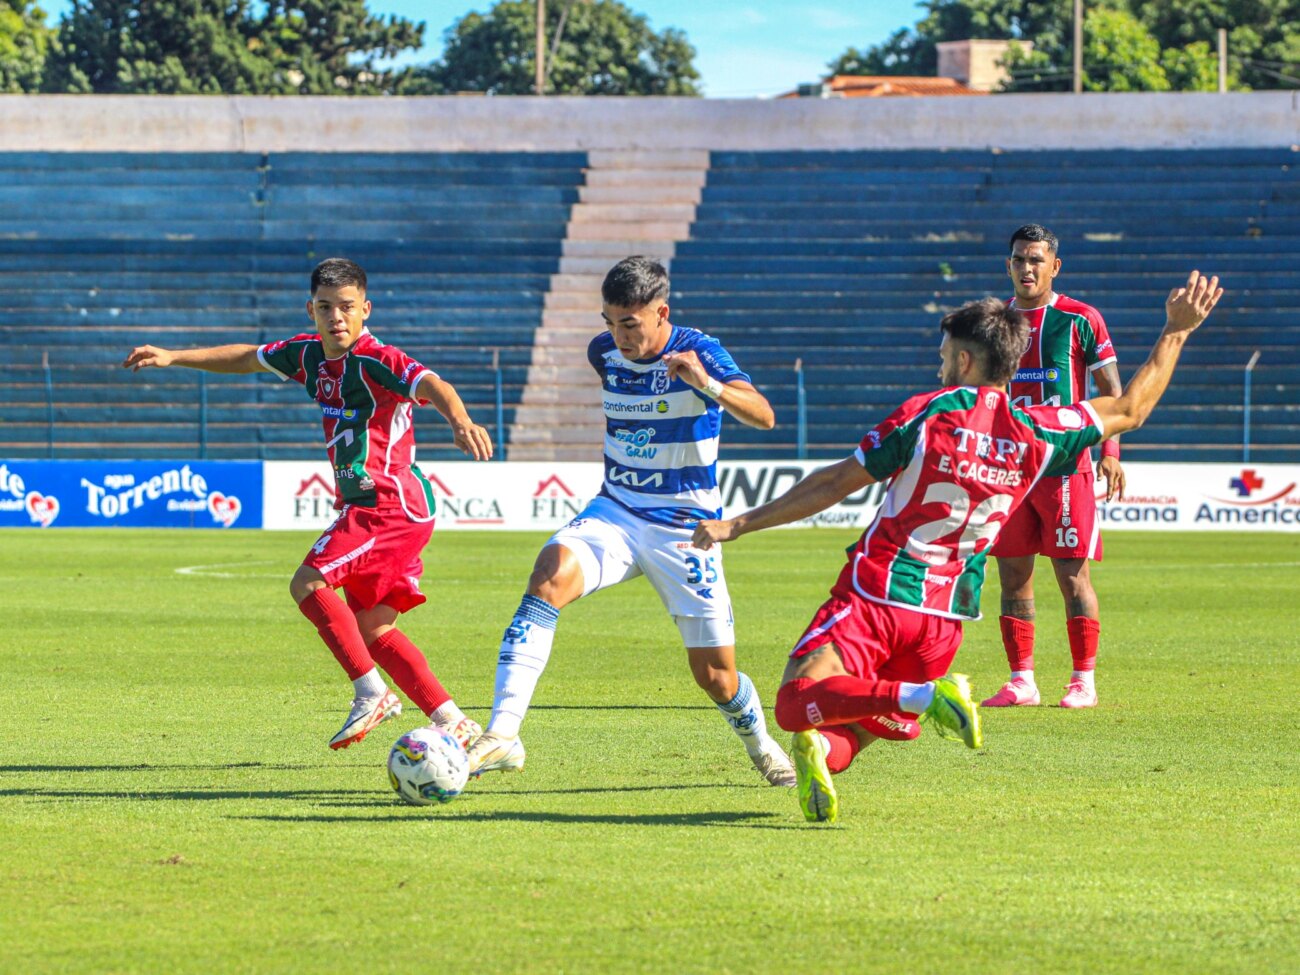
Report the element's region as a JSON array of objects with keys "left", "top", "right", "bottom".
[{"left": 2, "top": 528, "right": 1297, "bottom": 974}]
